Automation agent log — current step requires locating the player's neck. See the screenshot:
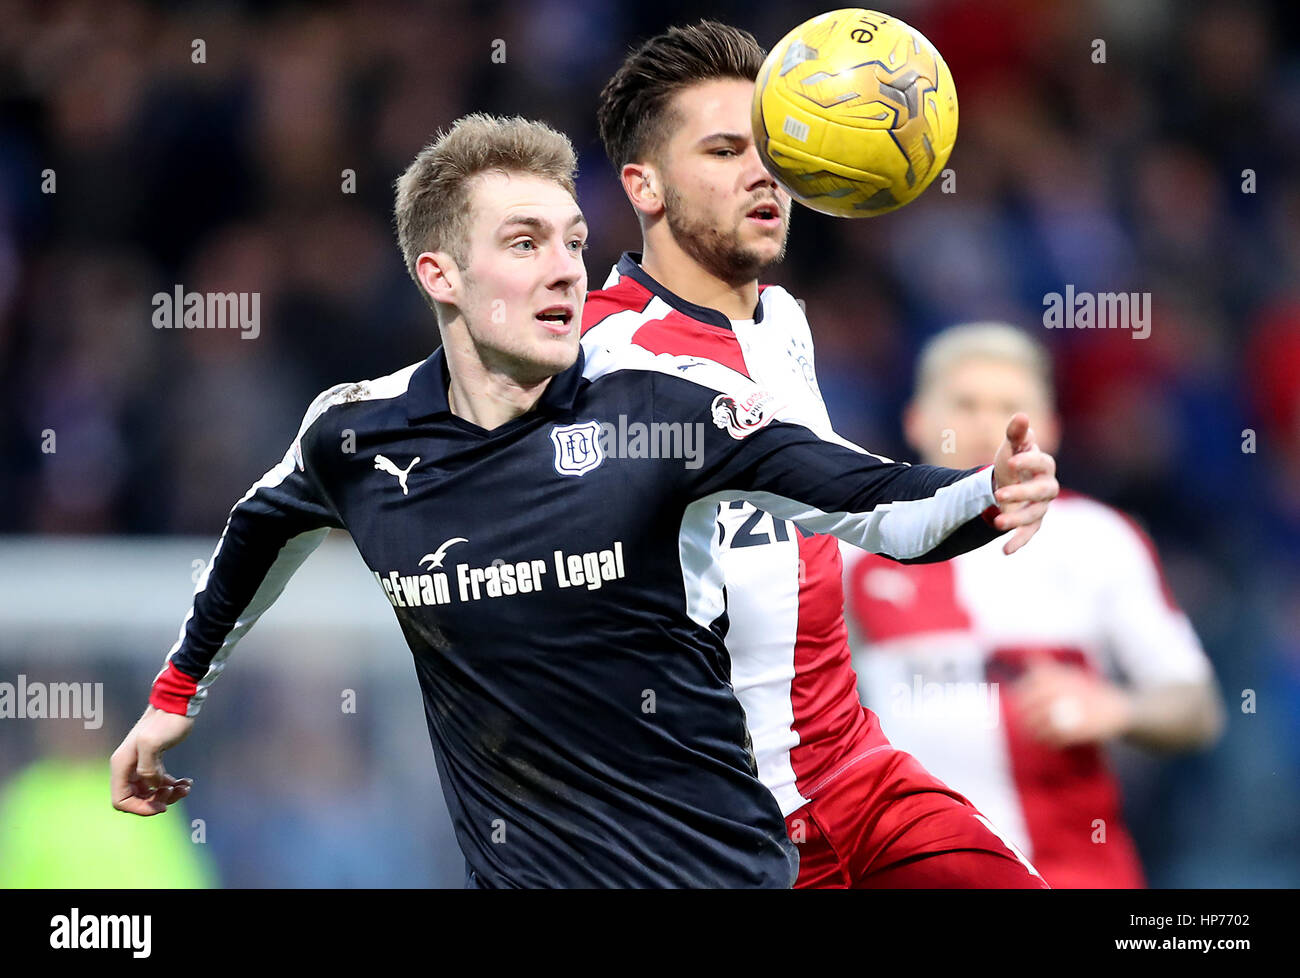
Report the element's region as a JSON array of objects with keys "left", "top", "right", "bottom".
[
  {"left": 442, "top": 337, "right": 551, "bottom": 431},
  {"left": 640, "top": 238, "right": 759, "bottom": 323}
]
